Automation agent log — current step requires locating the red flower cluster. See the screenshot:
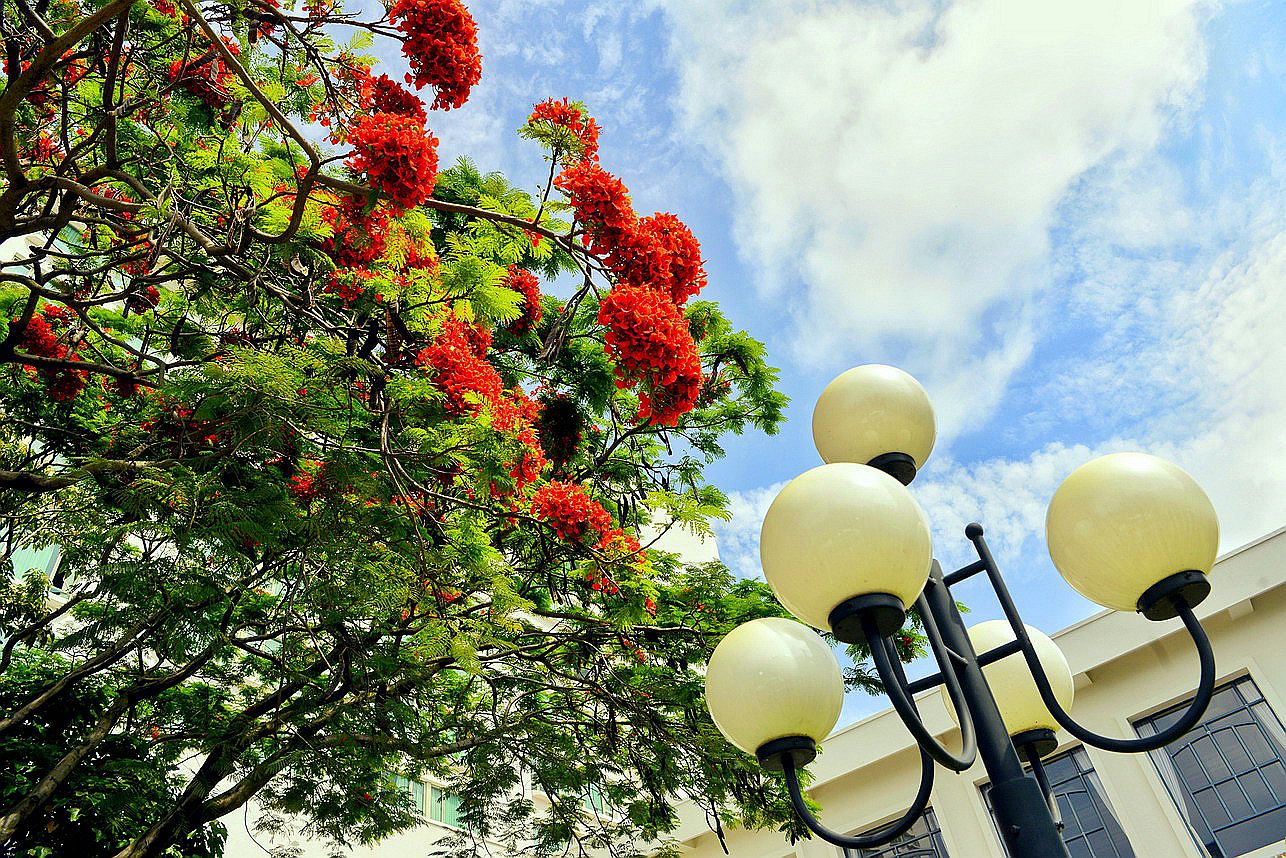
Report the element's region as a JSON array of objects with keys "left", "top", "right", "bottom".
[
  {"left": 323, "top": 268, "right": 370, "bottom": 305},
  {"left": 553, "top": 161, "right": 633, "bottom": 239},
  {"left": 346, "top": 113, "right": 439, "bottom": 211},
  {"left": 492, "top": 388, "right": 547, "bottom": 494},
  {"left": 415, "top": 313, "right": 501, "bottom": 415},
  {"left": 630, "top": 213, "right": 707, "bottom": 306},
  {"left": 368, "top": 73, "right": 428, "bottom": 124},
  {"left": 289, "top": 472, "right": 319, "bottom": 501},
  {"left": 597, "top": 285, "right": 702, "bottom": 426},
  {"left": 13, "top": 311, "right": 87, "bottom": 401},
  {"left": 528, "top": 98, "right": 600, "bottom": 161},
  {"left": 339, "top": 66, "right": 428, "bottom": 125},
  {"left": 552, "top": 149, "right": 708, "bottom": 424},
  {"left": 321, "top": 196, "right": 389, "bottom": 267},
  {"left": 531, "top": 481, "right": 612, "bottom": 544},
  {"left": 389, "top": 0, "right": 481, "bottom": 111},
  {"left": 502, "top": 266, "right": 542, "bottom": 335},
  {"left": 167, "top": 38, "right": 241, "bottom": 111}
]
